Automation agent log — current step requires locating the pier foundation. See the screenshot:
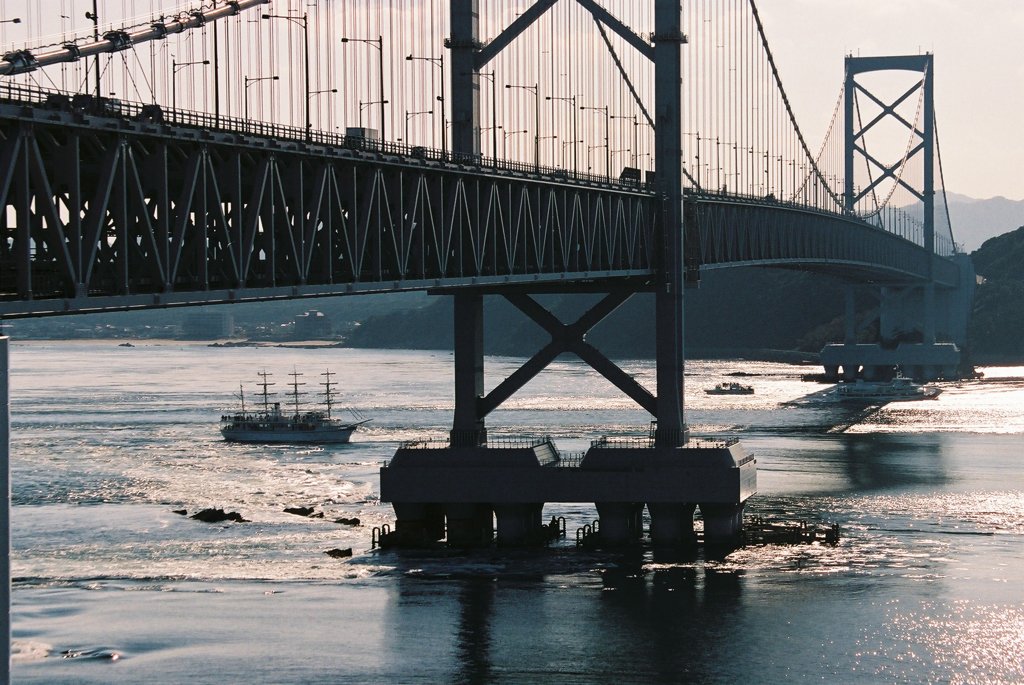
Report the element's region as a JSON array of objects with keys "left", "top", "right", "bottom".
[
  {"left": 820, "top": 342, "right": 962, "bottom": 382},
  {"left": 445, "top": 504, "right": 494, "bottom": 547},
  {"left": 648, "top": 502, "right": 697, "bottom": 547},
  {"left": 494, "top": 503, "right": 544, "bottom": 546},
  {"left": 380, "top": 437, "right": 756, "bottom": 551}
]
